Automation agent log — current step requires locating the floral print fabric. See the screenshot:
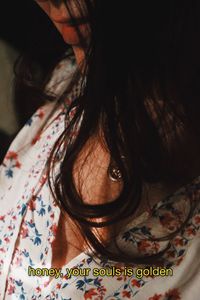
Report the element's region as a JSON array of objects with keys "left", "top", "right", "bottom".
[{"left": 0, "top": 56, "right": 200, "bottom": 299}]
